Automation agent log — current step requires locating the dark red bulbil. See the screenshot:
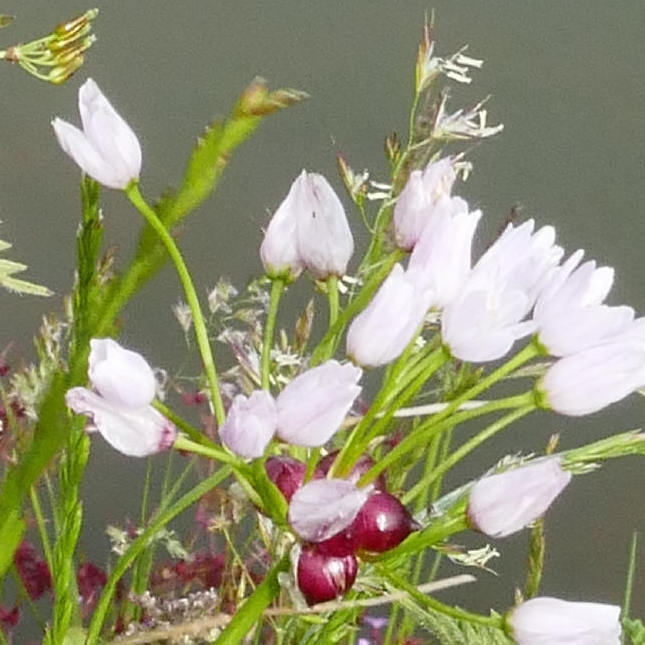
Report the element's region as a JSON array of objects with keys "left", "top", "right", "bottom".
[
  {"left": 316, "top": 451, "right": 387, "bottom": 490},
  {"left": 350, "top": 491, "right": 416, "bottom": 554},
  {"left": 13, "top": 541, "right": 52, "bottom": 600},
  {"left": 265, "top": 456, "right": 310, "bottom": 503},
  {"left": 296, "top": 545, "right": 358, "bottom": 606}
]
